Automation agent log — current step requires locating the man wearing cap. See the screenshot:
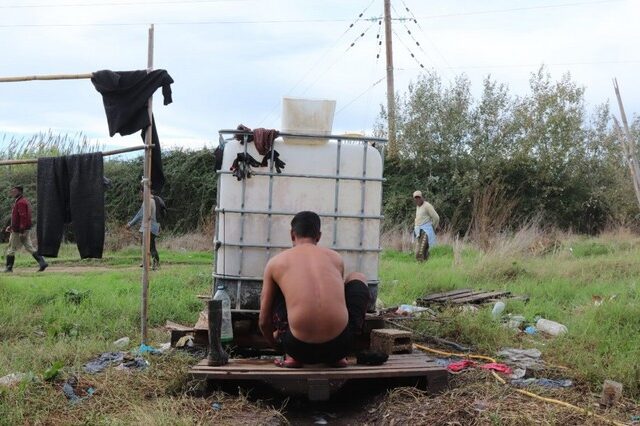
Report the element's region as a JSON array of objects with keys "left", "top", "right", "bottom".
[
  {"left": 4, "top": 186, "right": 48, "bottom": 272},
  {"left": 413, "top": 190, "right": 439, "bottom": 261}
]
